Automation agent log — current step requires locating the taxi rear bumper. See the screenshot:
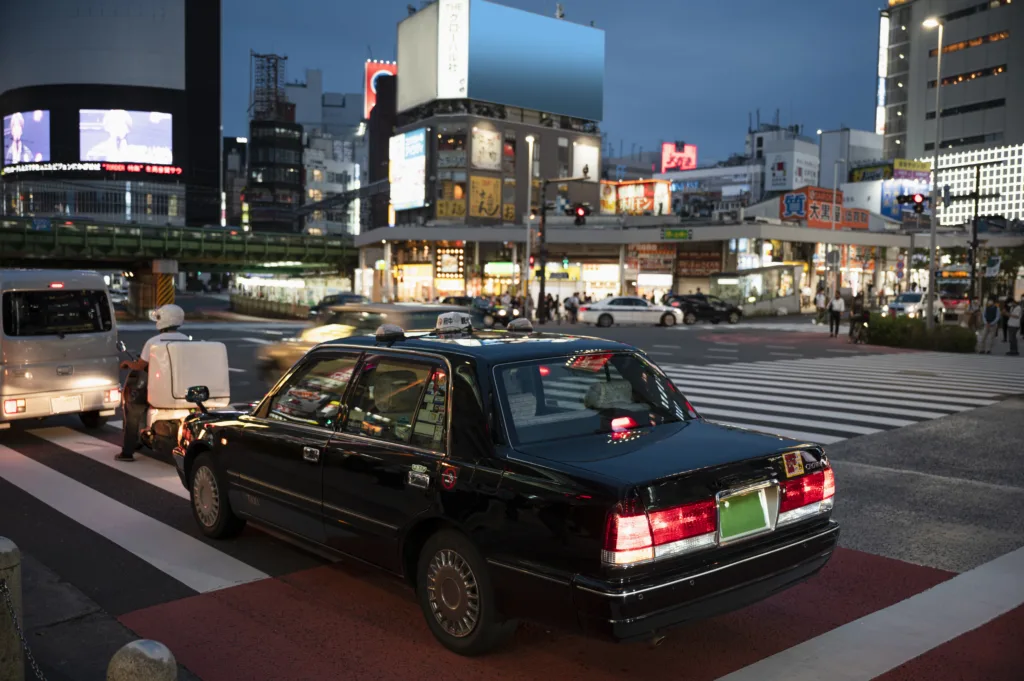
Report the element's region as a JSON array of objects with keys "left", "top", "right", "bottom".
[{"left": 572, "top": 521, "right": 839, "bottom": 642}]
